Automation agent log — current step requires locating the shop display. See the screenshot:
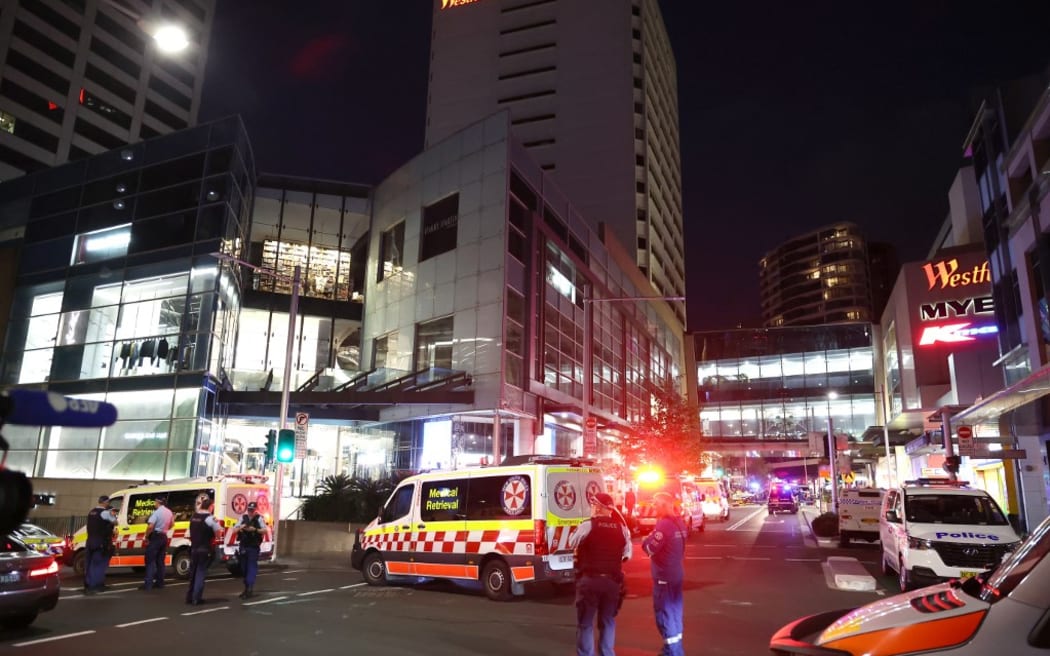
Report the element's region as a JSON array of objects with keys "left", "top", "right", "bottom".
[{"left": 259, "top": 239, "right": 351, "bottom": 301}]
